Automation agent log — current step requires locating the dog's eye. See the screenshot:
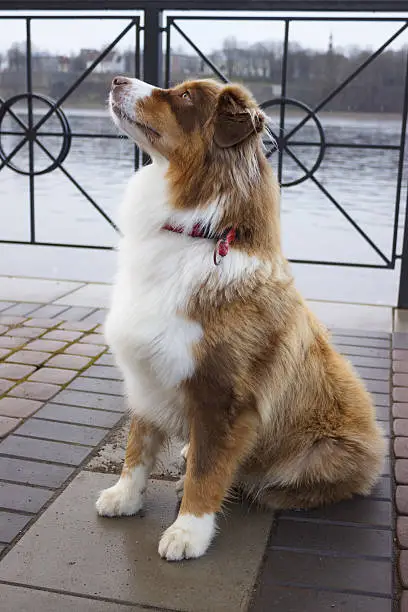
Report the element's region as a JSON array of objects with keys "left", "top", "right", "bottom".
[{"left": 181, "top": 91, "right": 191, "bottom": 100}]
